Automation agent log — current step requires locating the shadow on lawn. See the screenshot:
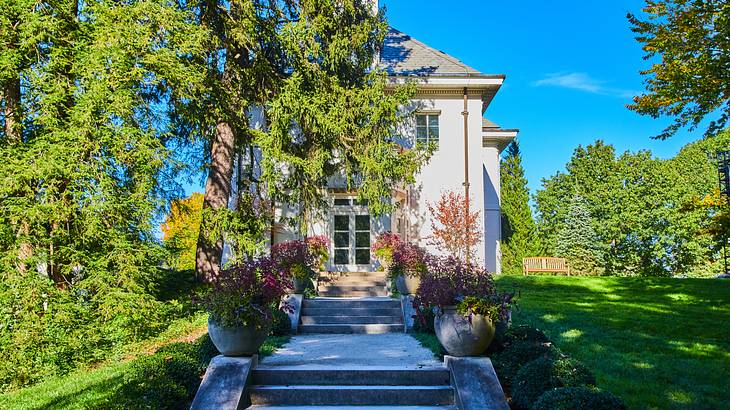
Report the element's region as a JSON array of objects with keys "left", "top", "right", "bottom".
[{"left": 496, "top": 276, "right": 730, "bottom": 409}]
